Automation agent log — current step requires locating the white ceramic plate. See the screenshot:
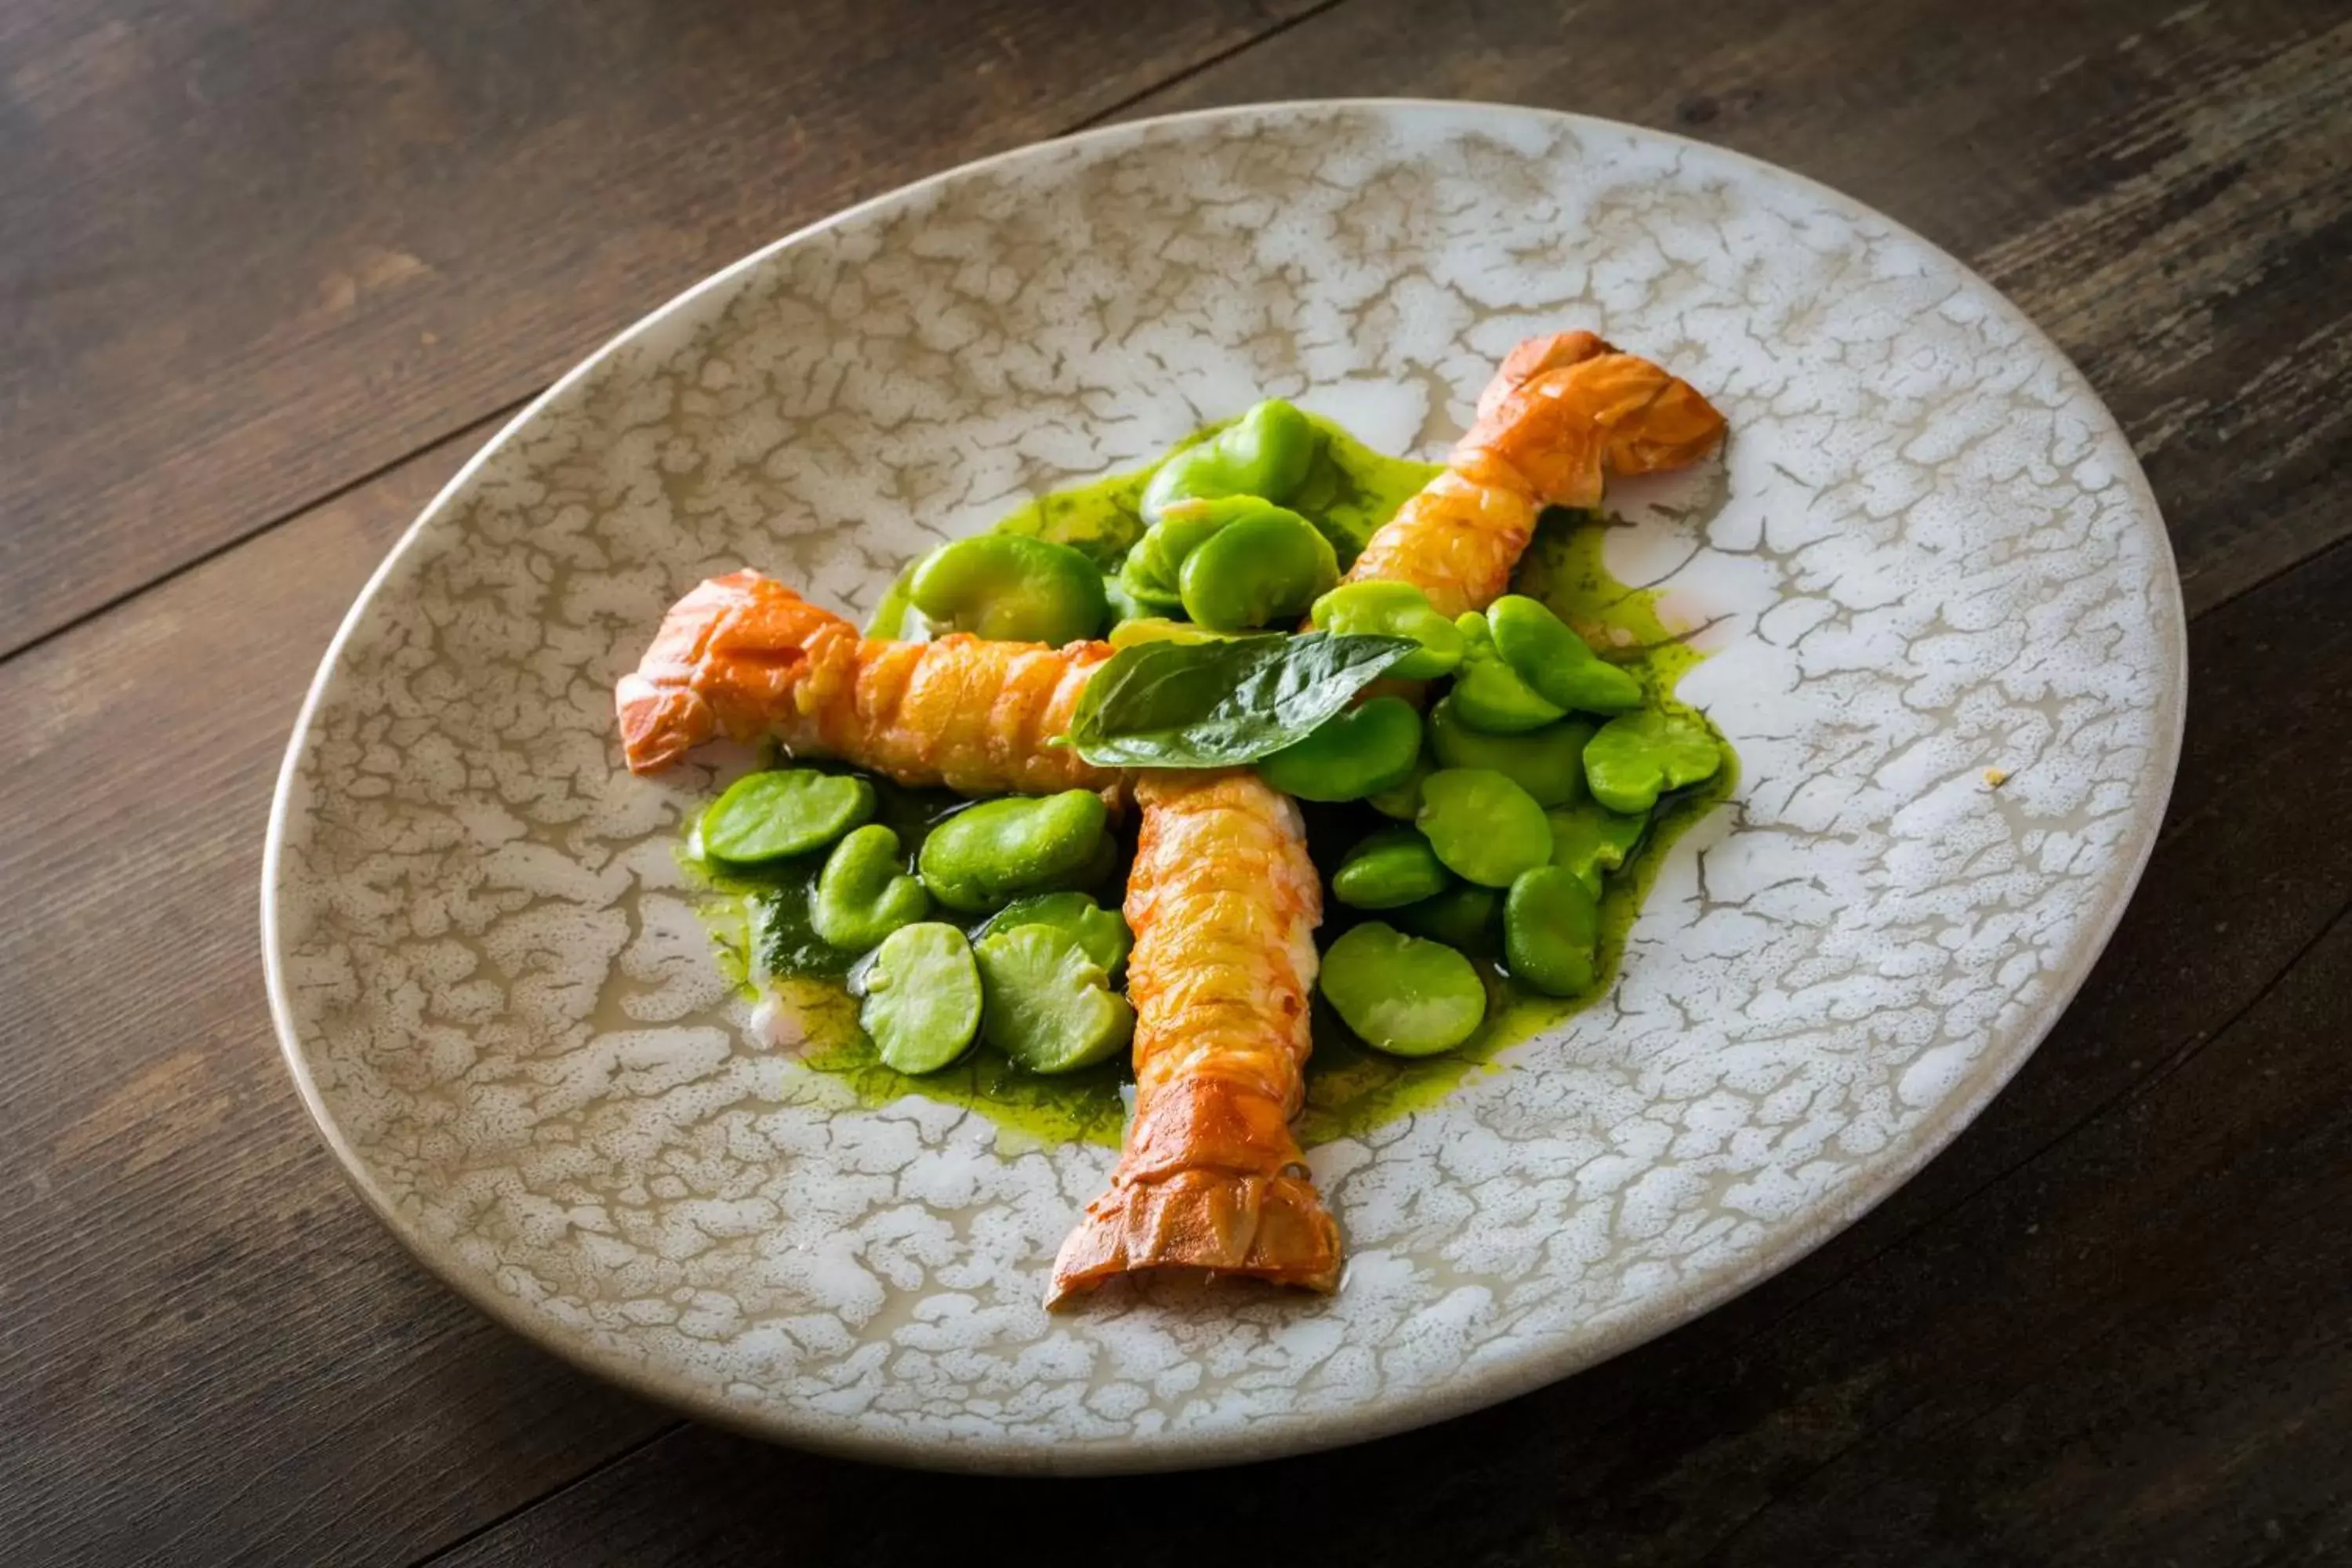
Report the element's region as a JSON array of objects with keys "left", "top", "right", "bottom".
[{"left": 265, "top": 101, "right": 2184, "bottom": 1472}]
